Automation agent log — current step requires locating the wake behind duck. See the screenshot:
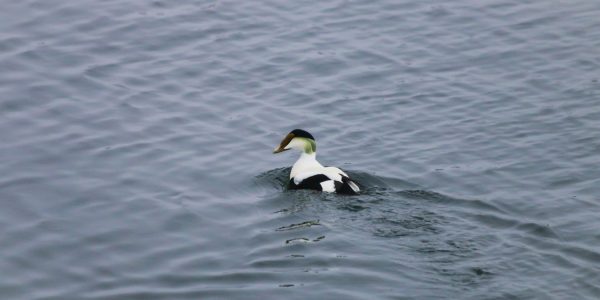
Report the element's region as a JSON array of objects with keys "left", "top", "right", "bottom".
[{"left": 273, "top": 129, "right": 360, "bottom": 195}]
